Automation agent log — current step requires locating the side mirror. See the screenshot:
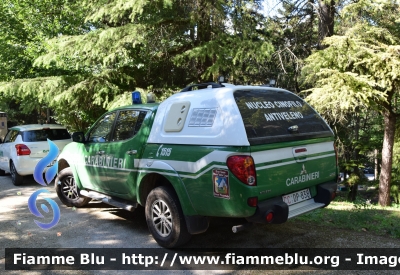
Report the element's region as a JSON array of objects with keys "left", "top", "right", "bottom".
[{"left": 72, "top": 132, "right": 85, "bottom": 143}]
